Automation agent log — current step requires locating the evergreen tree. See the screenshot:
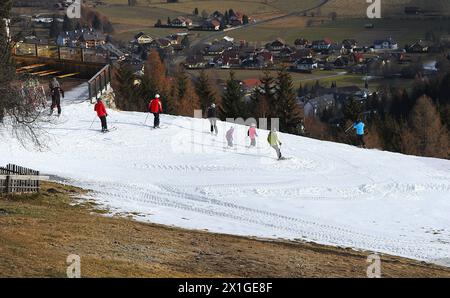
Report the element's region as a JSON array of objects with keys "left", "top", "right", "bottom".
[
  {"left": 112, "top": 63, "right": 141, "bottom": 111},
  {"left": 250, "top": 71, "right": 274, "bottom": 119},
  {"left": 62, "top": 15, "right": 74, "bottom": 32},
  {"left": 273, "top": 68, "right": 303, "bottom": 134},
  {"left": 194, "top": 8, "right": 199, "bottom": 15},
  {"left": 242, "top": 15, "right": 249, "bottom": 24},
  {"left": 195, "top": 70, "right": 218, "bottom": 113},
  {"left": 181, "top": 35, "right": 190, "bottom": 49},
  {"left": 220, "top": 71, "right": 247, "bottom": 119},
  {"left": 92, "top": 14, "right": 103, "bottom": 31},
  {"left": 49, "top": 15, "right": 60, "bottom": 38},
  {"left": 343, "top": 97, "right": 363, "bottom": 122}
]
